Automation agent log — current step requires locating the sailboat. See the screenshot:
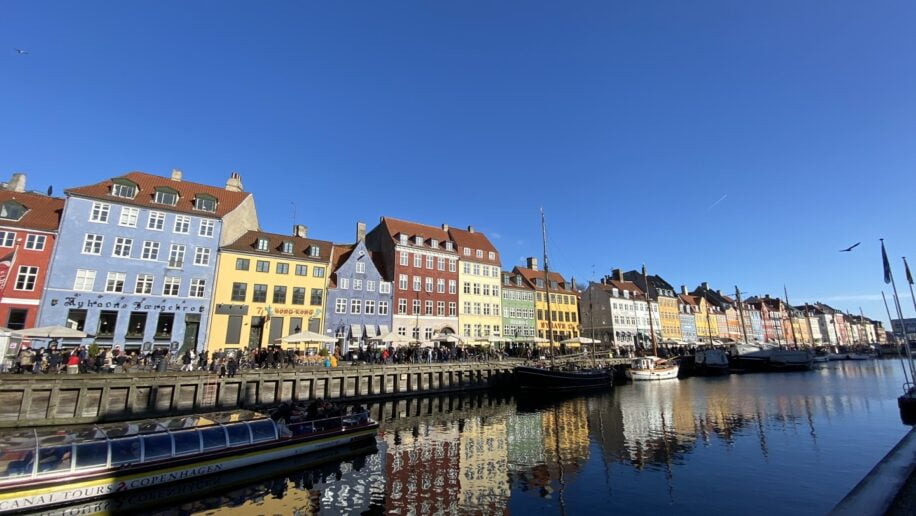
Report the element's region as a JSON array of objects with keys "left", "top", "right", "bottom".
[
  {"left": 625, "top": 265, "right": 679, "bottom": 381},
  {"left": 513, "top": 209, "right": 613, "bottom": 391}
]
